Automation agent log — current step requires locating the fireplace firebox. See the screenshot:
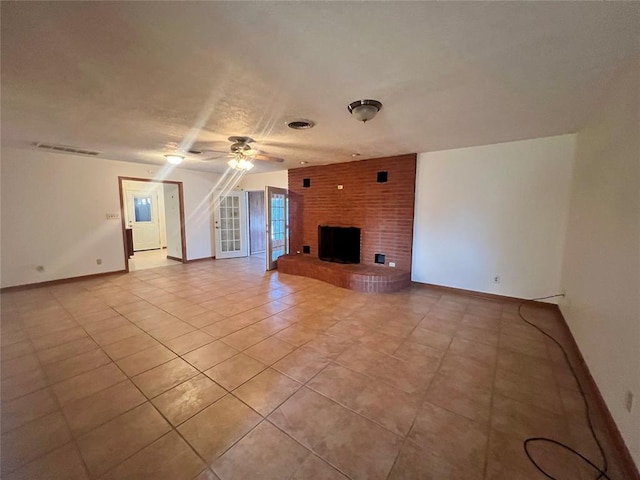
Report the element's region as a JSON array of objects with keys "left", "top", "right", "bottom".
[{"left": 318, "top": 225, "right": 360, "bottom": 264}]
